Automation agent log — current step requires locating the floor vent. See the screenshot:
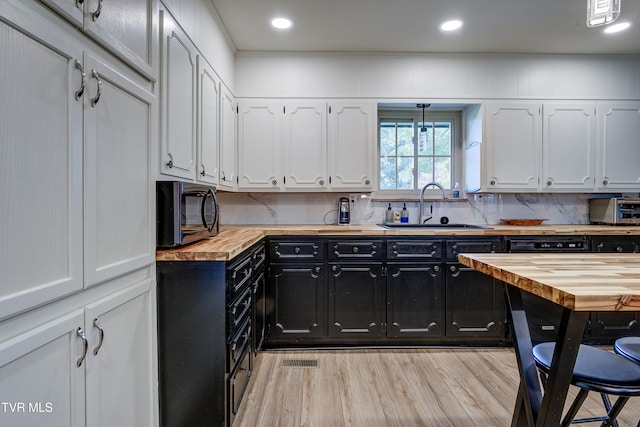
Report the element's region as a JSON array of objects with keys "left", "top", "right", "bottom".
[{"left": 280, "top": 359, "right": 319, "bottom": 368}]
